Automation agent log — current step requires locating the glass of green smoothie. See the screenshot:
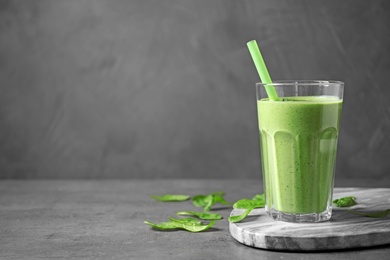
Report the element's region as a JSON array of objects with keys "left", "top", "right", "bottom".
[{"left": 256, "top": 80, "right": 344, "bottom": 223}]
